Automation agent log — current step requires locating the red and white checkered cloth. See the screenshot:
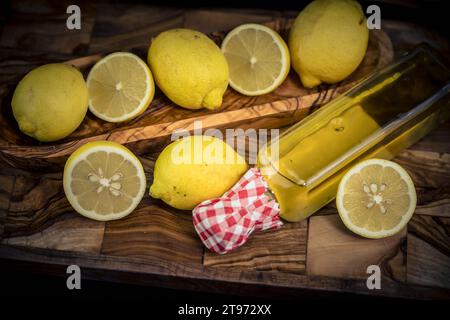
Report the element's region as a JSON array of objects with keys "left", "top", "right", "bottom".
[{"left": 192, "top": 168, "right": 282, "bottom": 254}]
